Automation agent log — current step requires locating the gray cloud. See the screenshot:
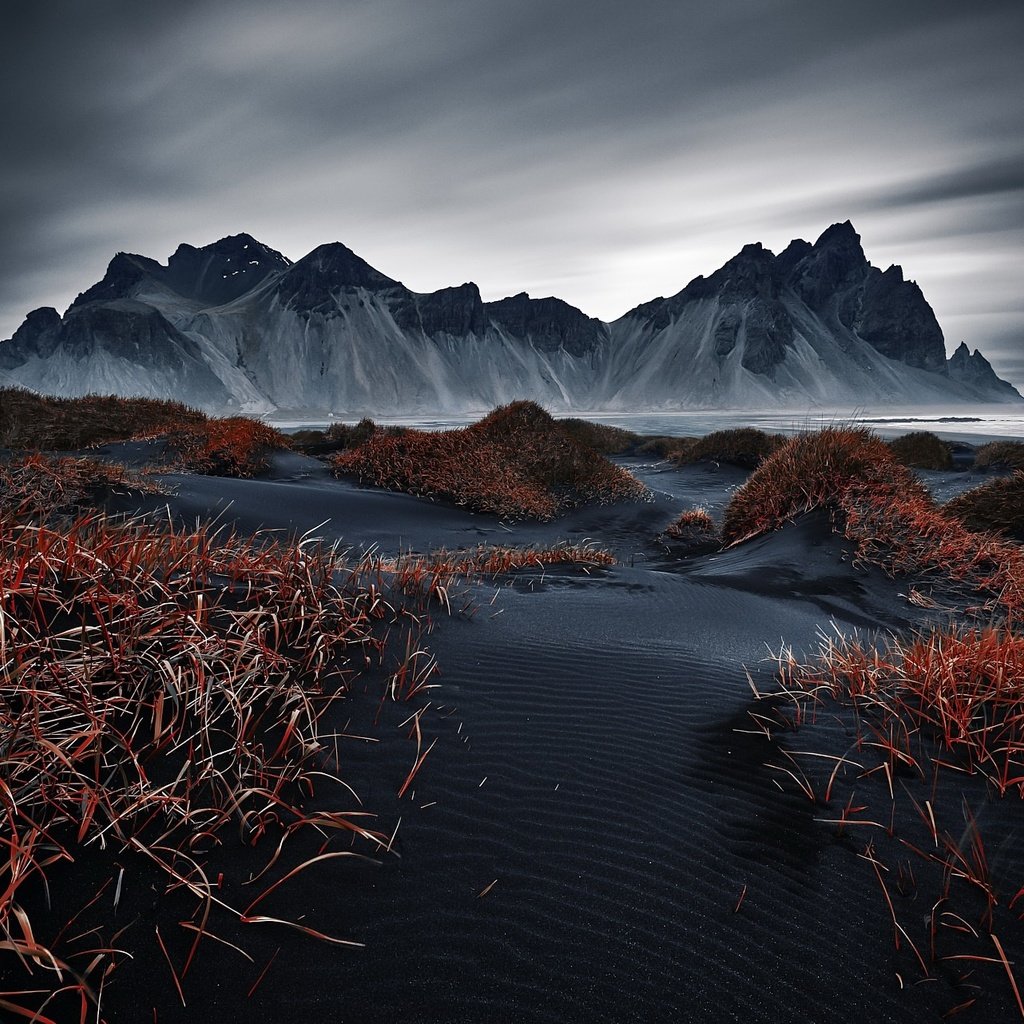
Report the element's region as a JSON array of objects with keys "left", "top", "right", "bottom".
[{"left": 2, "top": 0, "right": 1023, "bottom": 388}]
